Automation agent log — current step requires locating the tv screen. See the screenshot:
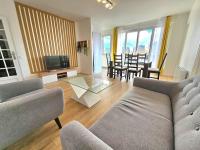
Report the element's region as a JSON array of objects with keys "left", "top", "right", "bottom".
[
  {"left": 44, "top": 56, "right": 70, "bottom": 71},
  {"left": 44, "top": 56, "right": 61, "bottom": 70}
]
